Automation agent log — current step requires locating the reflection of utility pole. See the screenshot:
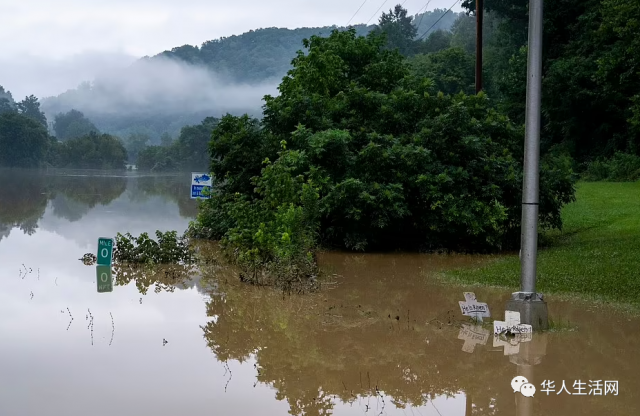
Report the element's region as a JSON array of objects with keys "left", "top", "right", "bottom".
[
  {"left": 510, "top": 333, "right": 547, "bottom": 416},
  {"left": 506, "top": 0, "right": 549, "bottom": 330},
  {"left": 466, "top": 393, "right": 472, "bottom": 416},
  {"left": 475, "top": 0, "right": 483, "bottom": 94}
]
